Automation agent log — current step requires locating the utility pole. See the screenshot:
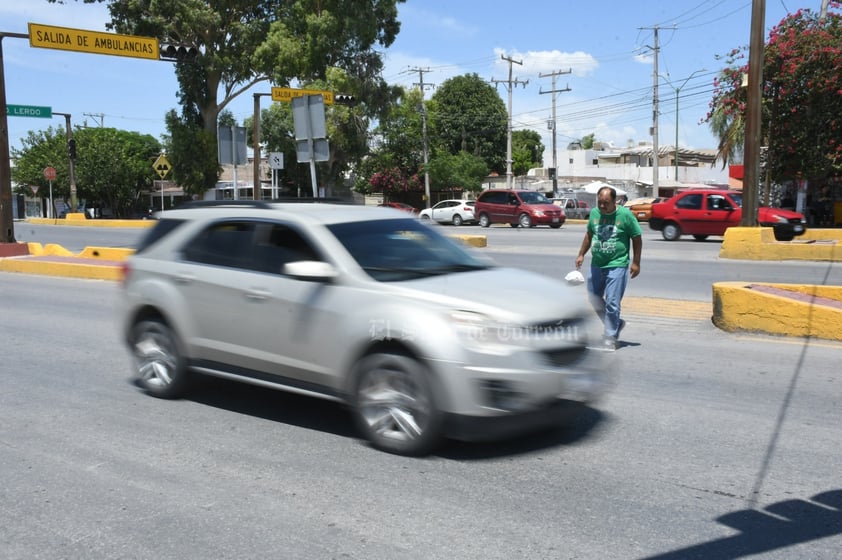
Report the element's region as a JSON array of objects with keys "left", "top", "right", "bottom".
[
  {"left": 83, "top": 112, "right": 104, "bottom": 127},
  {"left": 742, "top": 0, "right": 766, "bottom": 227},
  {"left": 411, "top": 67, "right": 434, "bottom": 208},
  {"left": 660, "top": 69, "right": 706, "bottom": 181},
  {"left": 640, "top": 25, "right": 662, "bottom": 197},
  {"left": 492, "top": 55, "right": 528, "bottom": 189},
  {"left": 253, "top": 92, "right": 271, "bottom": 200},
  {"left": 539, "top": 69, "right": 571, "bottom": 196},
  {"left": 0, "top": 31, "right": 29, "bottom": 244}
]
